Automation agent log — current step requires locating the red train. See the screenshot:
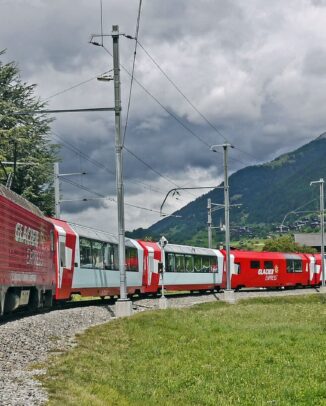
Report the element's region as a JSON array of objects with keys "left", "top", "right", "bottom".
[{"left": 0, "top": 184, "right": 323, "bottom": 314}]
